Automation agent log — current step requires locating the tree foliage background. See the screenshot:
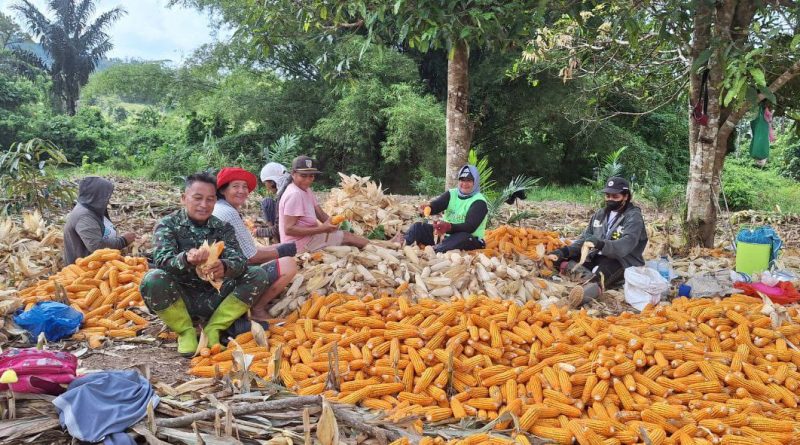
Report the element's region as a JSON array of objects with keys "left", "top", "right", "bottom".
[{"left": 1, "top": 1, "right": 798, "bottom": 211}]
